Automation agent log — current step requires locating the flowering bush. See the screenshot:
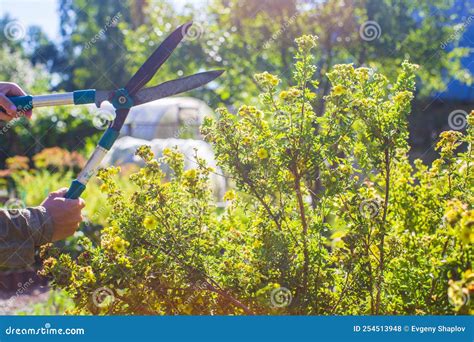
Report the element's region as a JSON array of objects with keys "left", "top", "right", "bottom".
[
  {"left": 5, "top": 156, "right": 30, "bottom": 171},
  {"left": 32, "top": 147, "right": 86, "bottom": 172},
  {"left": 41, "top": 35, "right": 473, "bottom": 315}
]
